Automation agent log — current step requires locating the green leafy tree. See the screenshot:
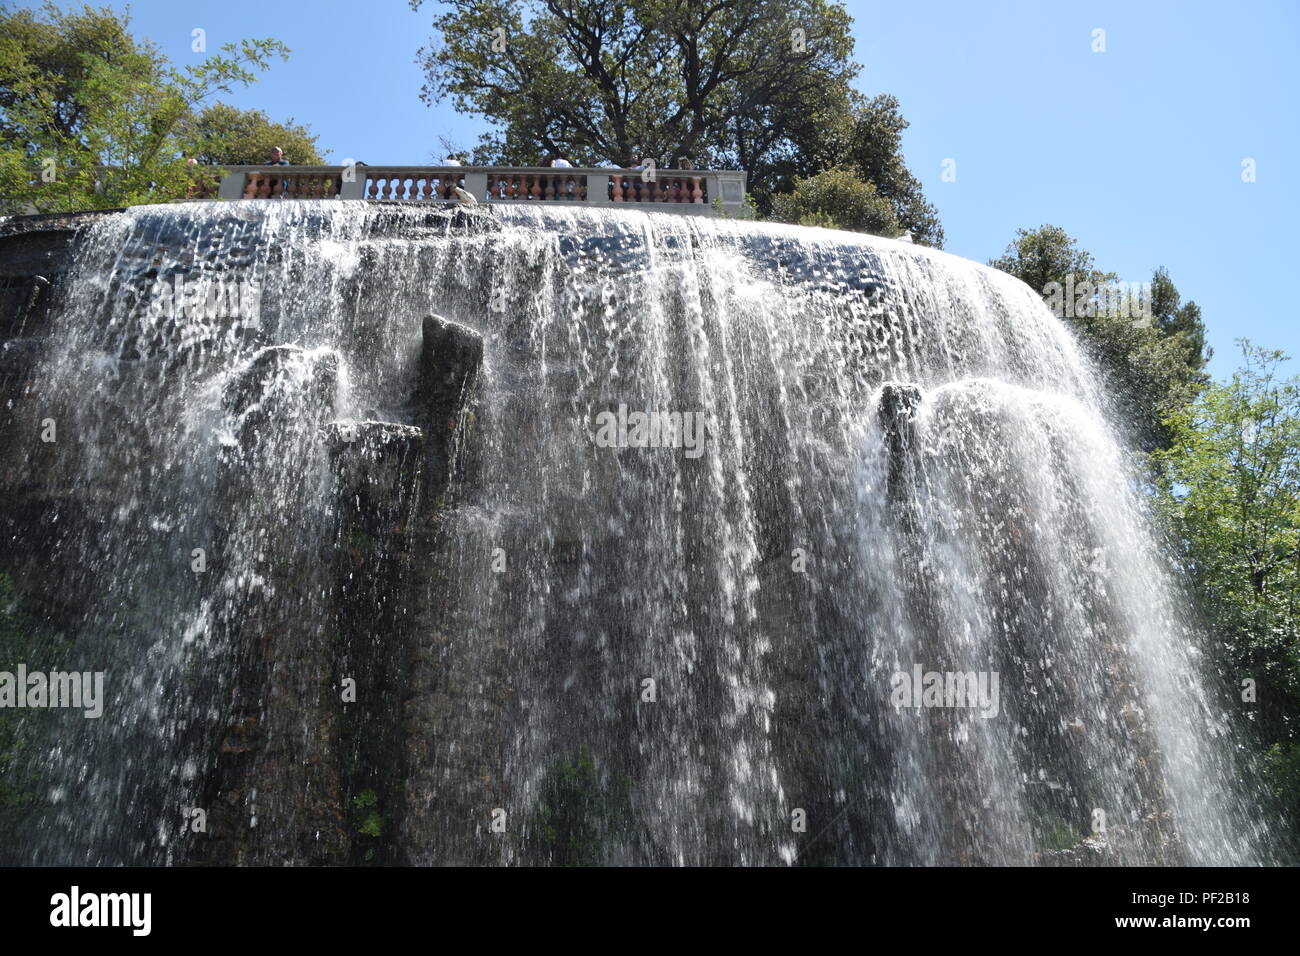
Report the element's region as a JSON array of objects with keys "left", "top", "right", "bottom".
[
  {"left": 1149, "top": 343, "right": 1300, "bottom": 838},
  {"left": 415, "top": 0, "right": 943, "bottom": 242},
  {"left": 0, "top": 2, "right": 290, "bottom": 213},
  {"left": 179, "top": 102, "right": 324, "bottom": 166},
  {"left": 990, "top": 225, "right": 1210, "bottom": 449},
  {"left": 416, "top": 4, "right": 832, "bottom": 174},
  {"left": 770, "top": 166, "right": 900, "bottom": 236},
  {"left": 806, "top": 93, "right": 943, "bottom": 246},
  {"left": 989, "top": 224, "right": 1113, "bottom": 298}
]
